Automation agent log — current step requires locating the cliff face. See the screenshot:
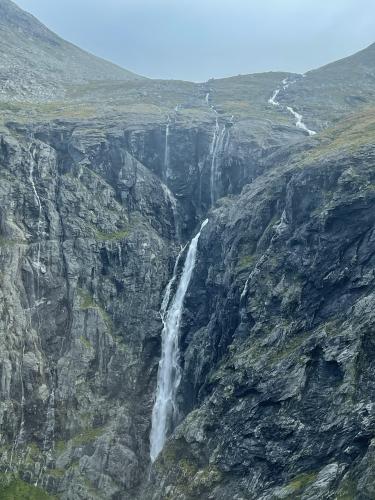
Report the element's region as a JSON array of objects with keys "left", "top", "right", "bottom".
[
  {"left": 1, "top": 2, "right": 375, "bottom": 499},
  {"left": 0, "top": 113, "right": 302, "bottom": 498},
  {"left": 145, "top": 113, "right": 375, "bottom": 499},
  {"left": 0, "top": 123, "right": 175, "bottom": 498}
]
